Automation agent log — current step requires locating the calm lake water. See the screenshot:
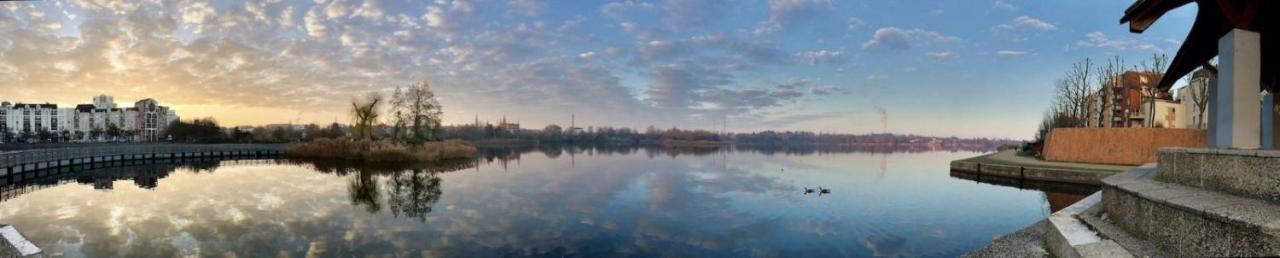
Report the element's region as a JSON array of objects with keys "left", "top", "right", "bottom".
[{"left": 0, "top": 146, "right": 1095, "bottom": 257}]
